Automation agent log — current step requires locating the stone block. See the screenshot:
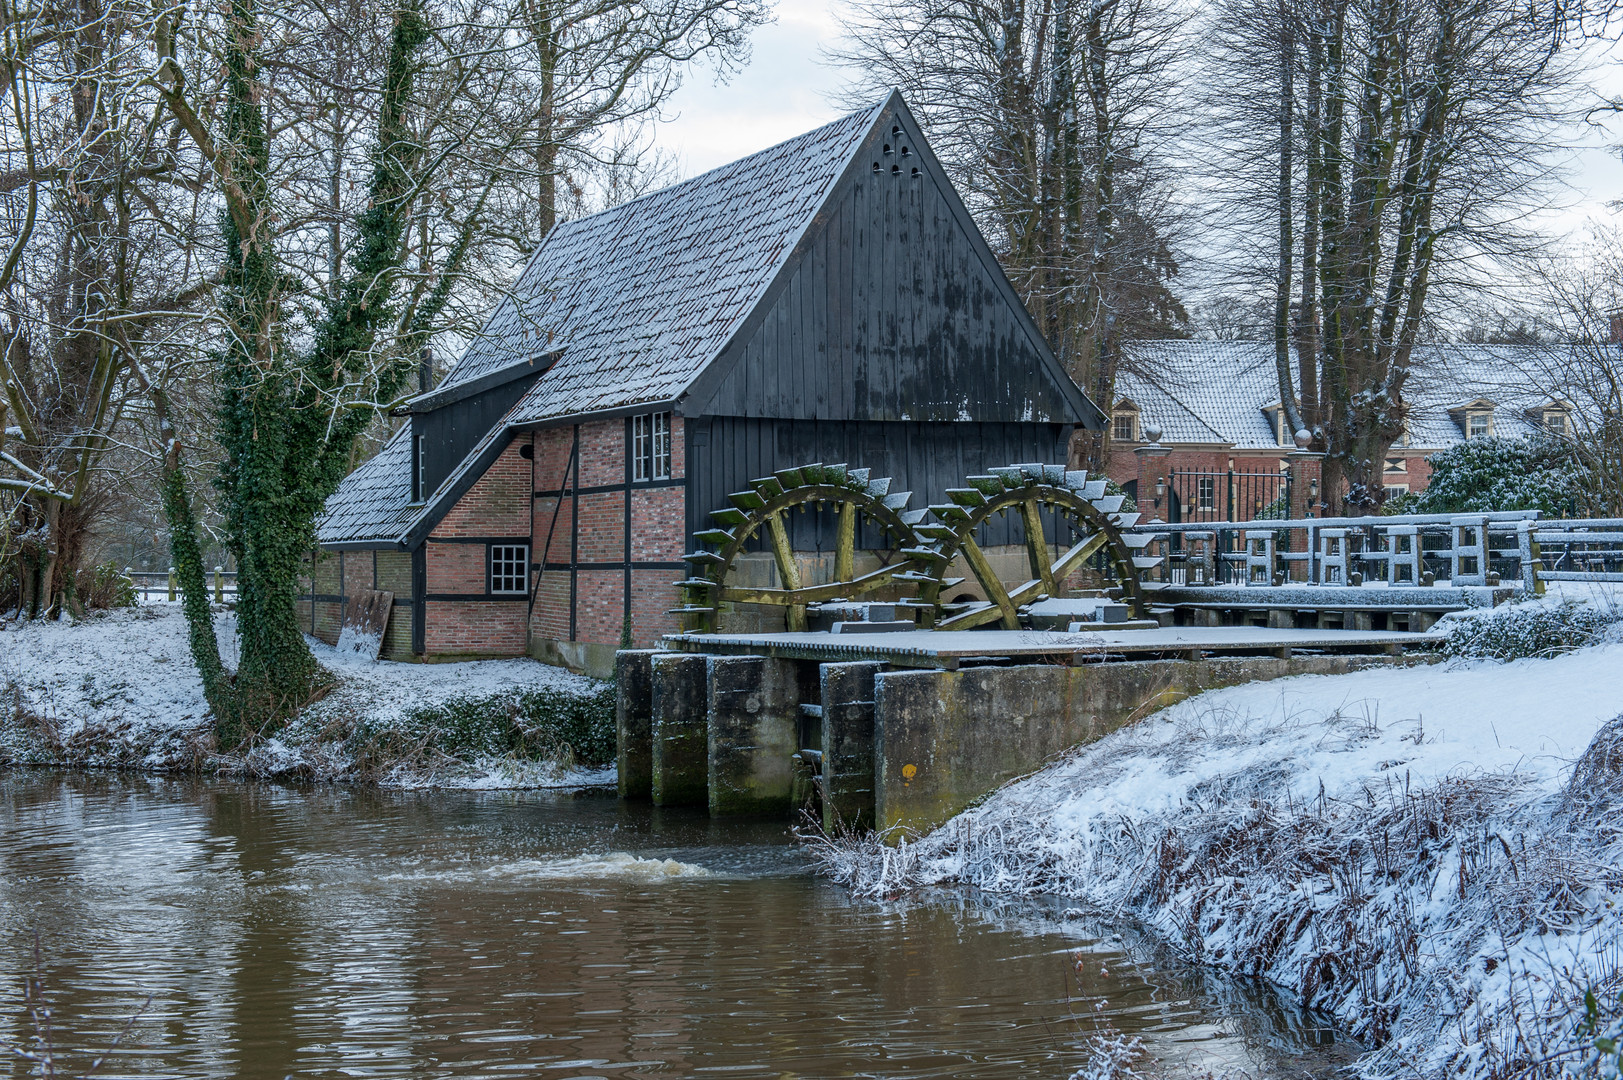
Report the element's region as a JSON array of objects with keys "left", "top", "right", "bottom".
[
  {"left": 707, "top": 656, "right": 800, "bottom": 818},
  {"left": 651, "top": 653, "right": 709, "bottom": 807},
  {"left": 820, "top": 661, "right": 883, "bottom": 834},
  {"left": 615, "top": 650, "right": 660, "bottom": 800}
]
